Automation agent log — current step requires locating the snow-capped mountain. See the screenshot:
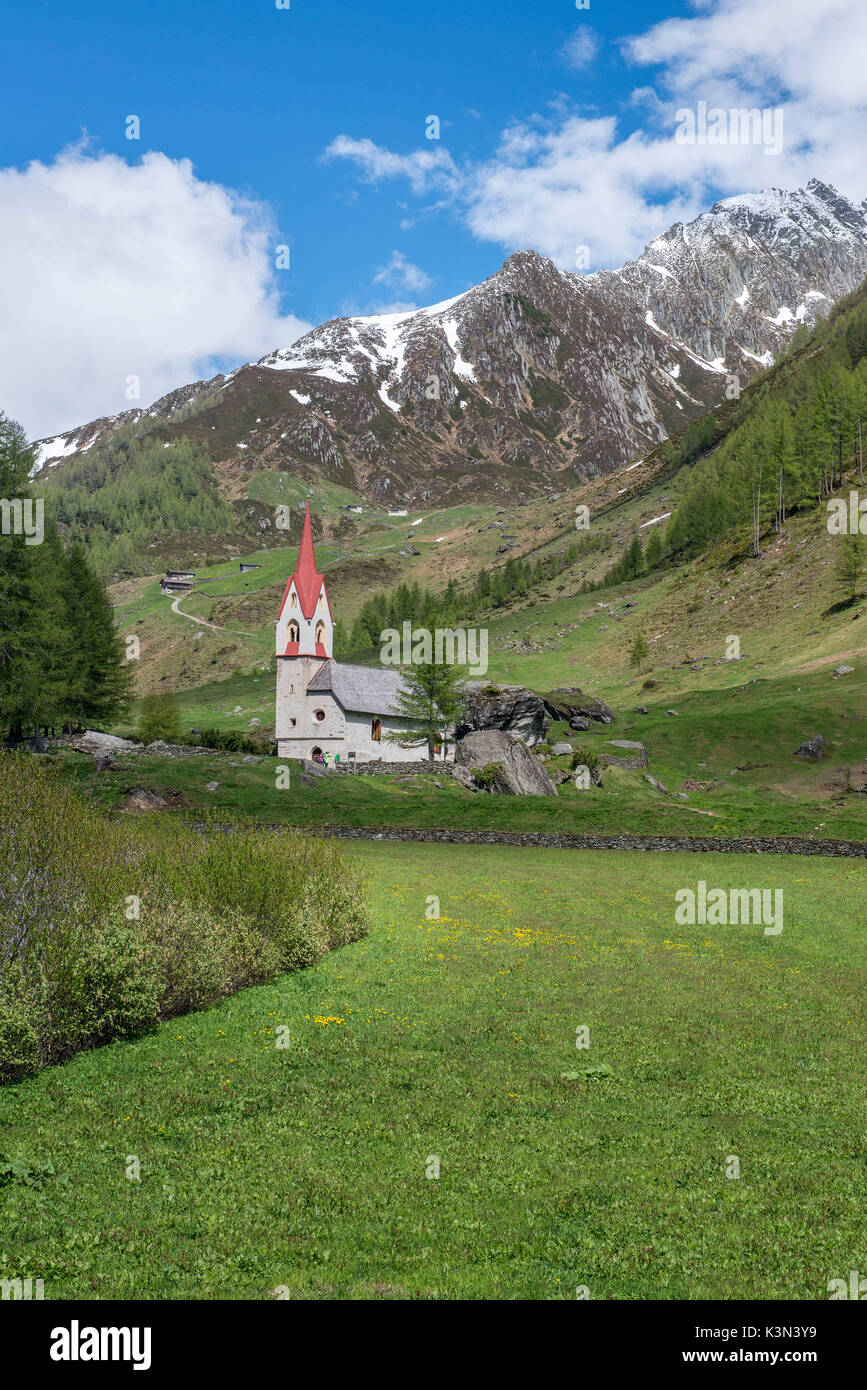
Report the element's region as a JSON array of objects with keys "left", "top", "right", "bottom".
[{"left": 32, "top": 179, "right": 867, "bottom": 504}]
